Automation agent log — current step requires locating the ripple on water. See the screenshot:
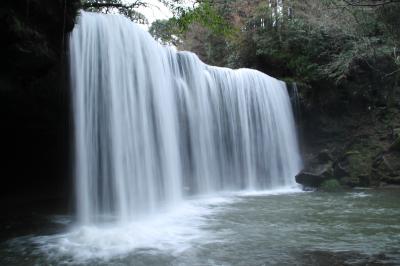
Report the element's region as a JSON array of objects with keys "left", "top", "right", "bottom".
[{"left": 1, "top": 190, "right": 400, "bottom": 265}]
